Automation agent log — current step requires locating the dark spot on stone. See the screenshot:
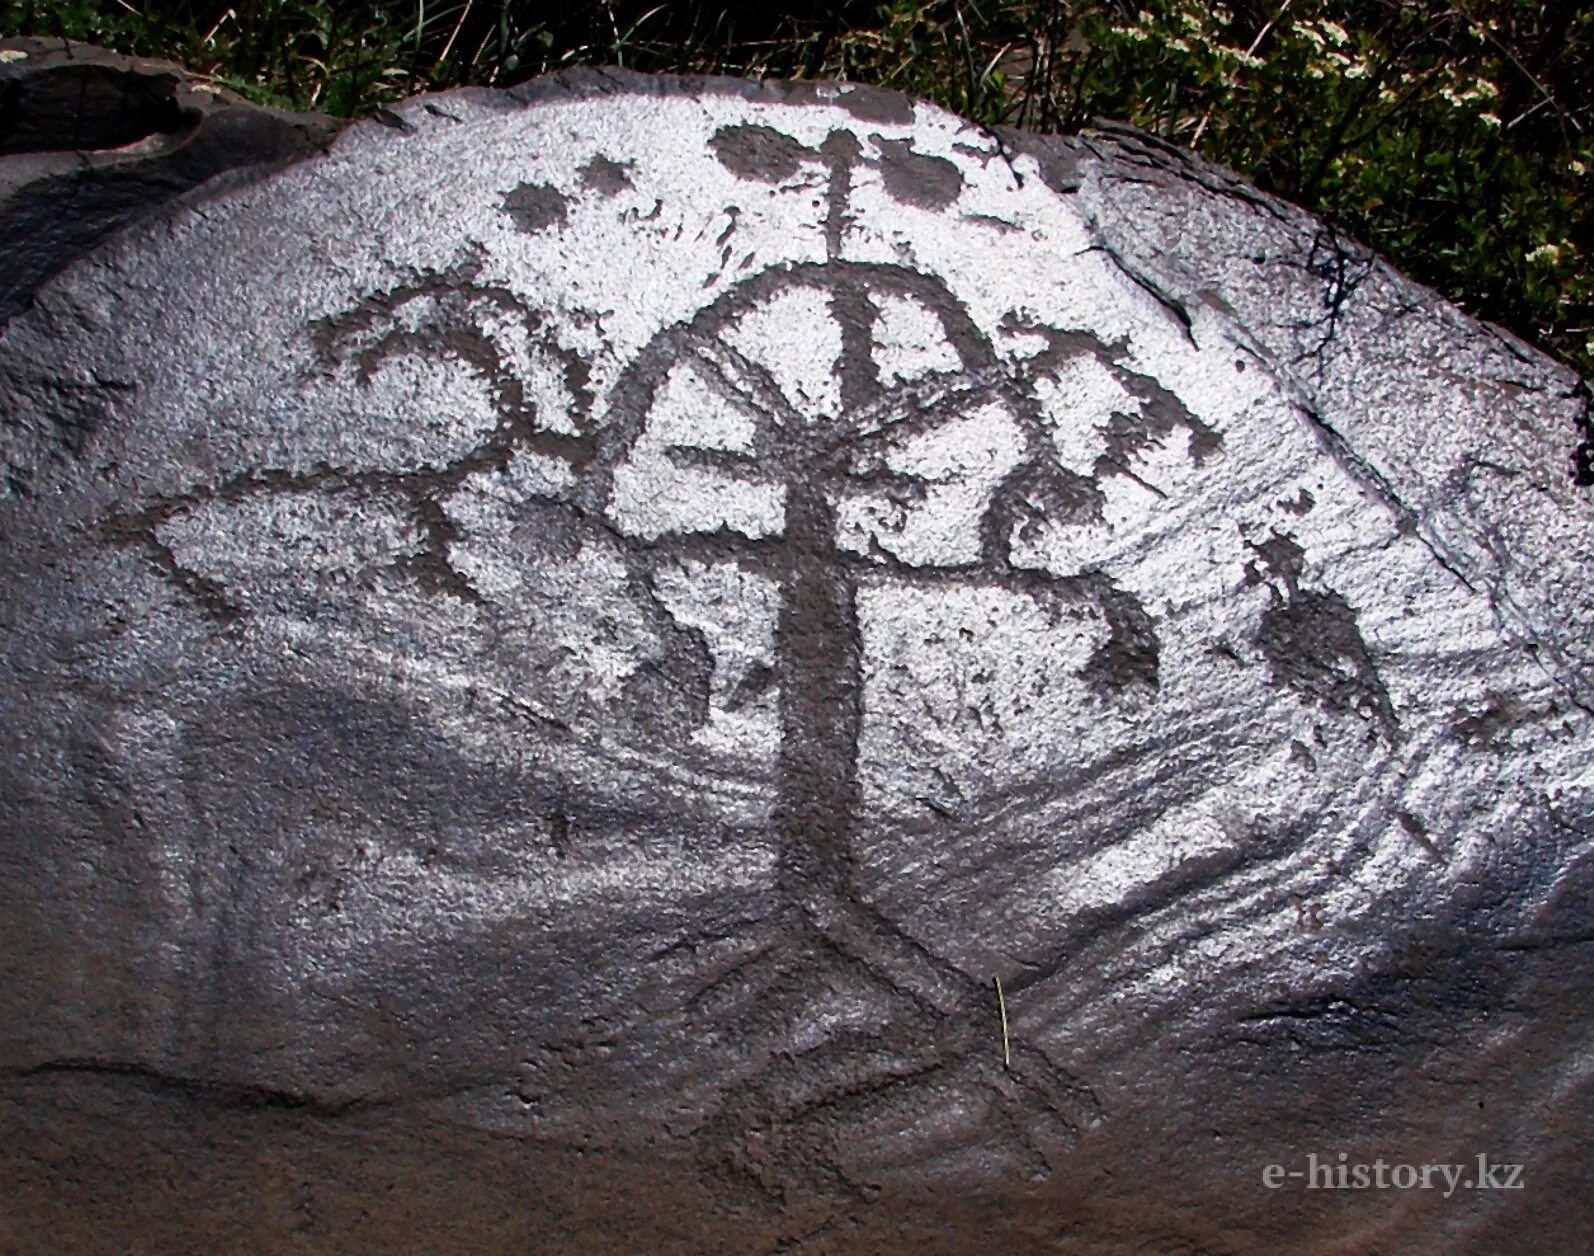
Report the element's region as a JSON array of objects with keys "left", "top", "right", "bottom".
[
  {"left": 1179, "top": 417, "right": 1222, "bottom": 466},
  {"left": 871, "top": 136, "right": 964, "bottom": 210},
  {"left": 1247, "top": 534, "right": 1394, "bottom": 729},
  {"left": 624, "top": 602, "right": 713, "bottom": 736},
  {"left": 1397, "top": 809, "right": 1443, "bottom": 859},
  {"left": 579, "top": 155, "right": 633, "bottom": 196},
  {"left": 1210, "top": 640, "right": 1244, "bottom": 665},
  {"left": 1078, "top": 574, "right": 1160, "bottom": 694},
  {"left": 1289, "top": 739, "right": 1317, "bottom": 771},
  {"left": 372, "top": 107, "right": 415, "bottom": 133},
  {"left": 709, "top": 124, "right": 816, "bottom": 184},
  {"left": 1451, "top": 691, "right": 1528, "bottom": 750},
  {"left": 1028, "top": 144, "right": 1083, "bottom": 196},
  {"left": 548, "top": 808, "right": 571, "bottom": 859},
  {"left": 725, "top": 661, "right": 775, "bottom": 712},
  {"left": 1000, "top": 314, "right": 1128, "bottom": 364},
  {"left": 832, "top": 85, "right": 916, "bottom": 126},
  {"left": 501, "top": 182, "right": 569, "bottom": 233},
  {"left": 1248, "top": 530, "right": 1307, "bottom": 589},
  {"left": 962, "top": 213, "right": 1020, "bottom": 233},
  {"left": 1255, "top": 581, "right": 1396, "bottom": 734},
  {"left": 1280, "top": 488, "right": 1315, "bottom": 516},
  {"left": 1571, "top": 377, "right": 1594, "bottom": 486},
  {"left": 1098, "top": 363, "right": 1222, "bottom": 472}
]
